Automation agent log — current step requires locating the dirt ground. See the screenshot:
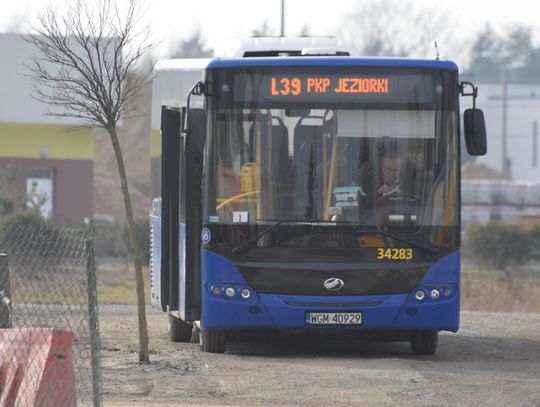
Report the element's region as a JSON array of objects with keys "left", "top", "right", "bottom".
[{"left": 99, "top": 305, "right": 540, "bottom": 407}]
